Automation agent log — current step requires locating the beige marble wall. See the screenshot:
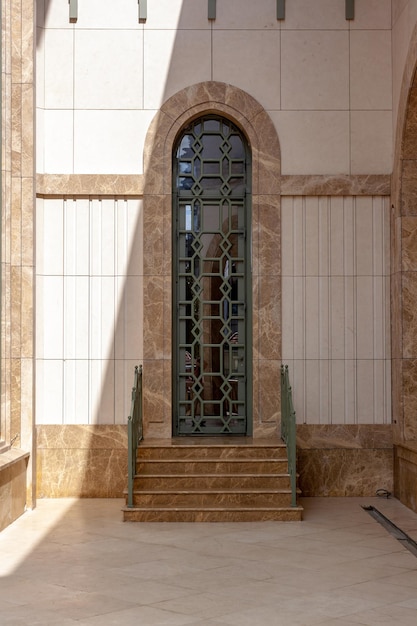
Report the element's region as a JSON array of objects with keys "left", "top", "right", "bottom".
[
  {"left": 0, "top": 449, "right": 29, "bottom": 530},
  {"left": 394, "top": 443, "right": 417, "bottom": 513},
  {"left": 36, "top": 425, "right": 128, "bottom": 497},
  {"left": 297, "top": 425, "right": 393, "bottom": 497},
  {"left": 1, "top": 0, "right": 36, "bottom": 516},
  {"left": 391, "top": 17, "right": 417, "bottom": 513}
]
